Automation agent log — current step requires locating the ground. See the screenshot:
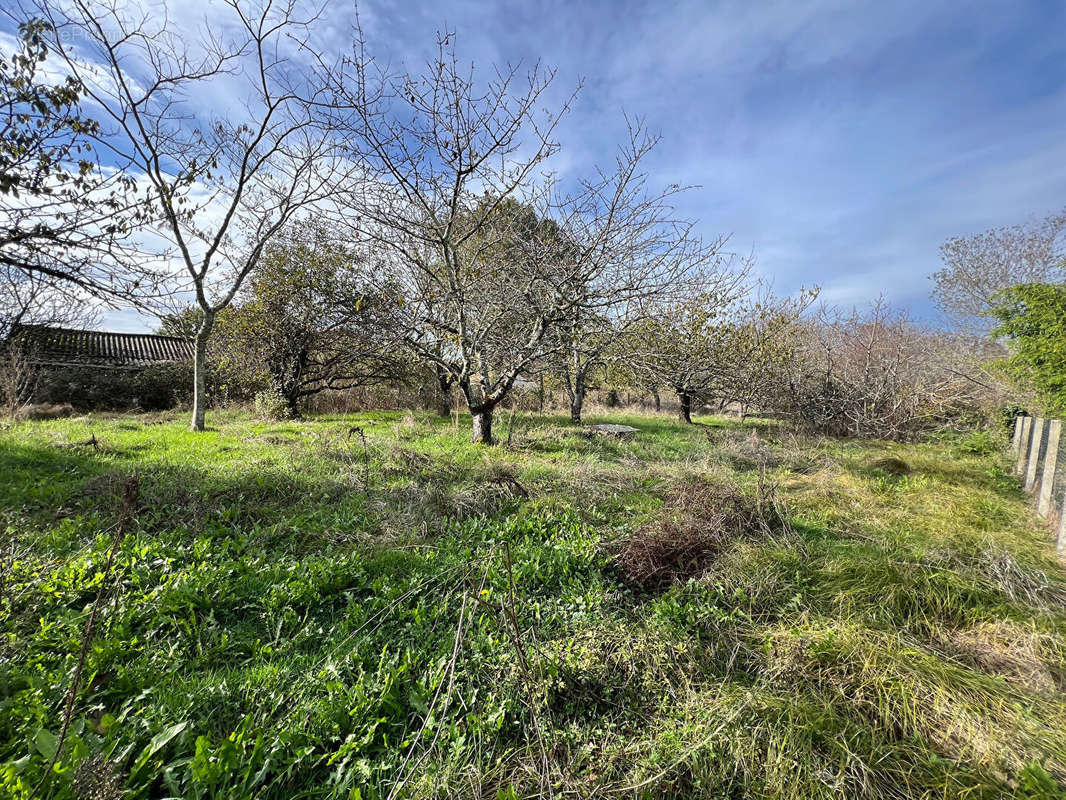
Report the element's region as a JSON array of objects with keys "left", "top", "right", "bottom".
[{"left": 2, "top": 409, "right": 1066, "bottom": 799}]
